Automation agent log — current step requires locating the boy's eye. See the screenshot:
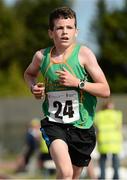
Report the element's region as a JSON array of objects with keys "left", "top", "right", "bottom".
[
  {"left": 67, "top": 26, "right": 73, "bottom": 29},
  {"left": 55, "top": 26, "right": 75, "bottom": 31},
  {"left": 56, "top": 27, "right": 63, "bottom": 30}
]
